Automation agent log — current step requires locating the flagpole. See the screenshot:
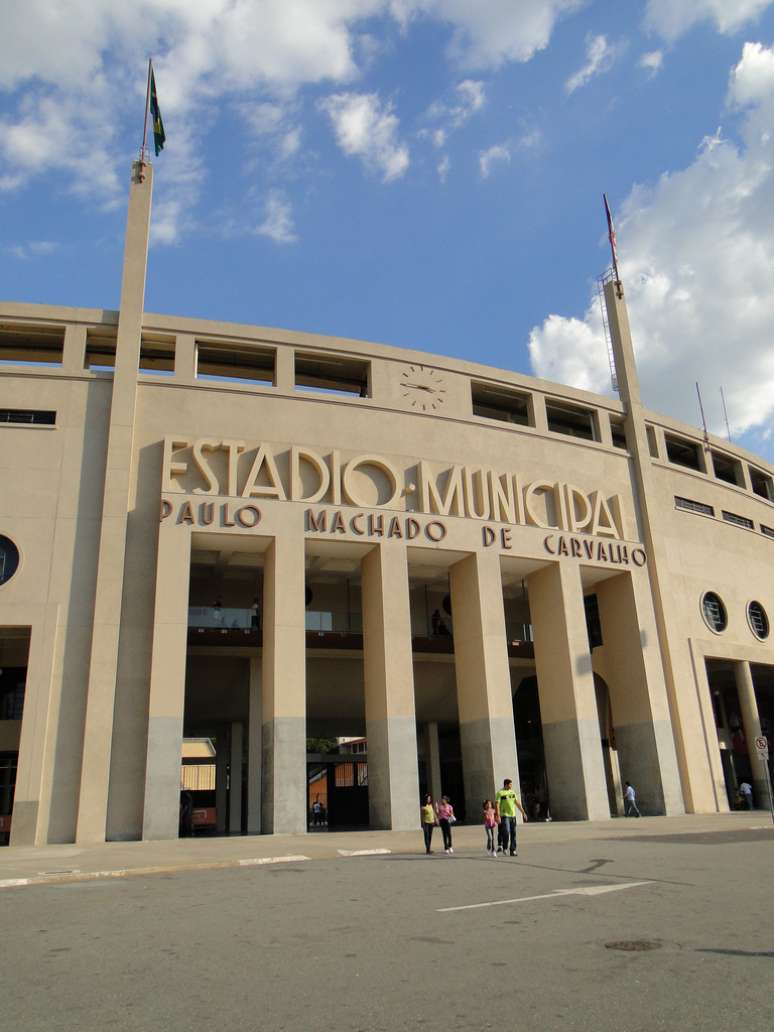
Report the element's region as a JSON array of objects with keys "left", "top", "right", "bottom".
[
  {"left": 140, "top": 59, "right": 152, "bottom": 164},
  {"left": 603, "top": 193, "right": 623, "bottom": 299}
]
